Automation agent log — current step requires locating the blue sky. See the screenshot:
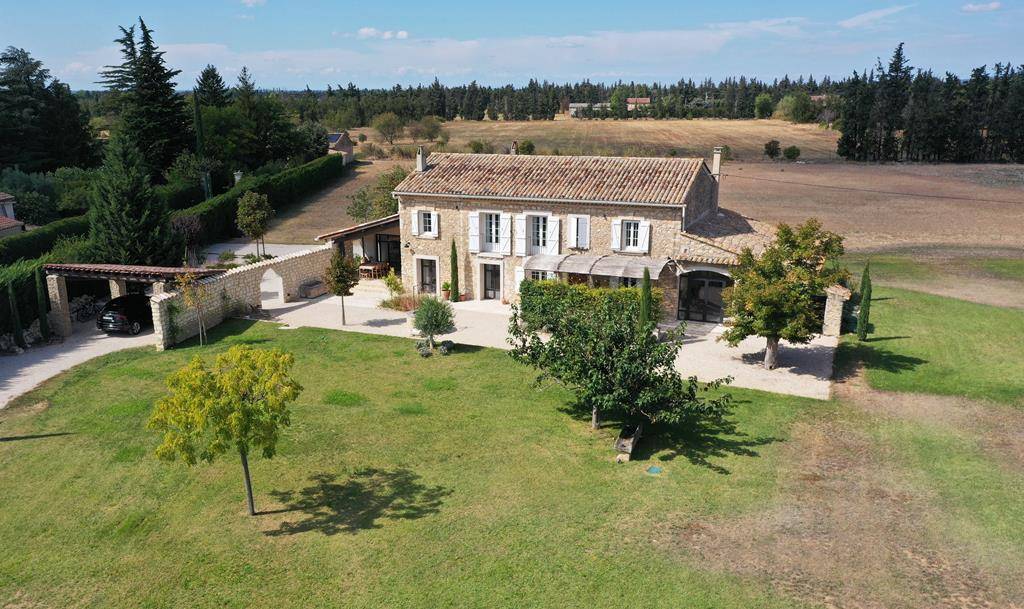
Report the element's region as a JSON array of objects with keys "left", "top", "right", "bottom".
[{"left": 1, "top": 0, "right": 1020, "bottom": 90}]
